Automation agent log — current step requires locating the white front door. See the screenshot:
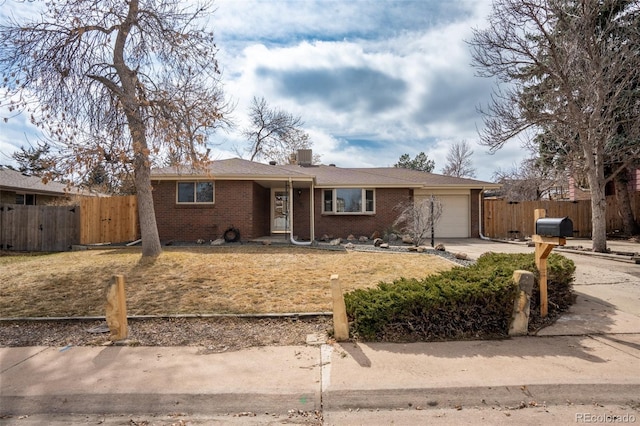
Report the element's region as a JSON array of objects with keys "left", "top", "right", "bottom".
[{"left": 271, "top": 189, "right": 289, "bottom": 233}]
